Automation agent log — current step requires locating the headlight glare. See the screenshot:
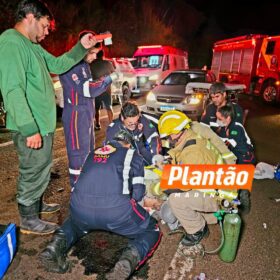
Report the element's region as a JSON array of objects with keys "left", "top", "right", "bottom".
[{"left": 146, "top": 91, "right": 156, "bottom": 102}]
